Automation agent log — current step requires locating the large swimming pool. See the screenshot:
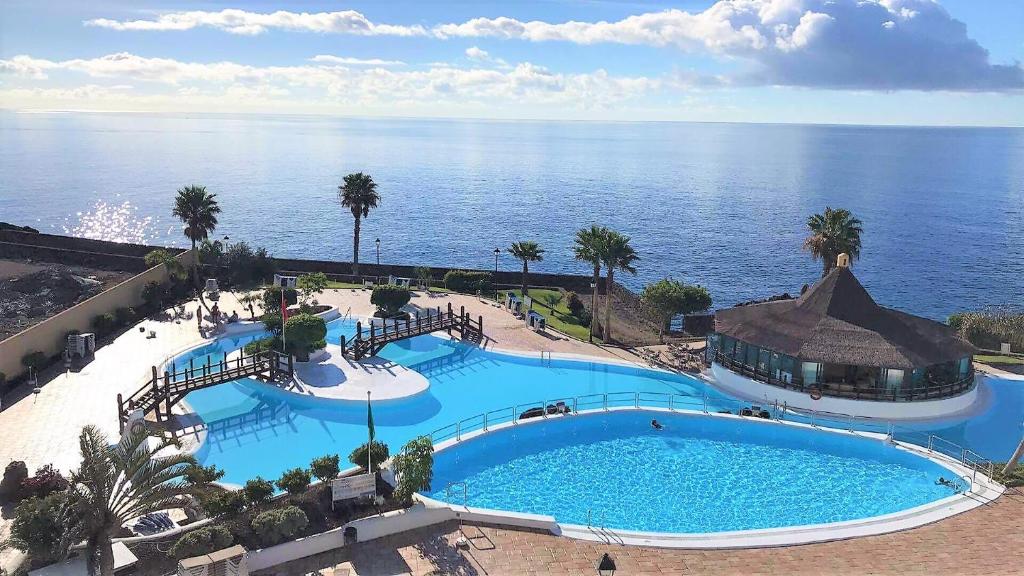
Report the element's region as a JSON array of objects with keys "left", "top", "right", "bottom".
[
  {"left": 426, "top": 410, "right": 958, "bottom": 533},
  {"left": 182, "top": 318, "right": 1023, "bottom": 488}
]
